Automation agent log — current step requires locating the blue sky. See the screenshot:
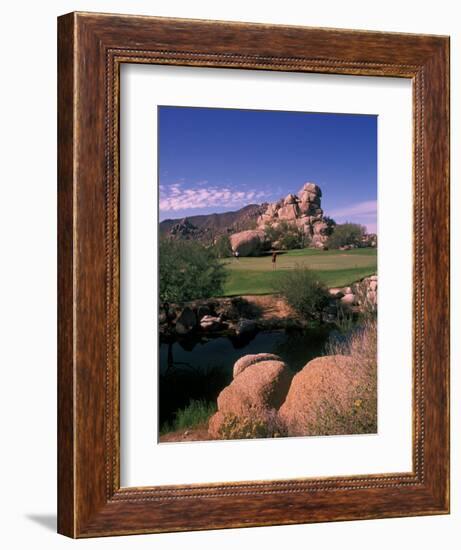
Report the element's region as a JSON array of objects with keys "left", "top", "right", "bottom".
[{"left": 158, "top": 106, "right": 377, "bottom": 233}]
